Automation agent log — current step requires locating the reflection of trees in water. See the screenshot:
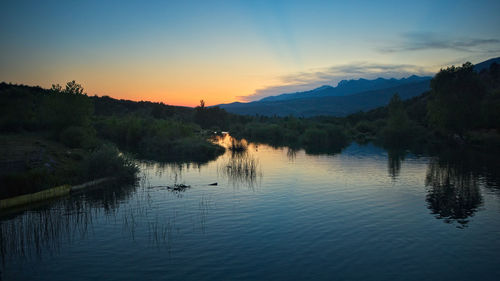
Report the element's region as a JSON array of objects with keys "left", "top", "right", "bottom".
[
  {"left": 387, "top": 149, "right": 406, "bottom": 180},
  {"left": 425, "top": 155, "right": 483, "bottom": 228},
  {"left": 424, "top": 149, "right": 500, "bottom": 227},
  {"left": 383, "top": 145, "right": 500, "bottom": 227},
  {"left": 287, "top": 148, "right": 298, "bottom": 161},
  {"left": 218, "top": 151, "right": 262, "bottom": 189},
  {"left": 139, "top": 161, "right": 207, "bottom": 185}
]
